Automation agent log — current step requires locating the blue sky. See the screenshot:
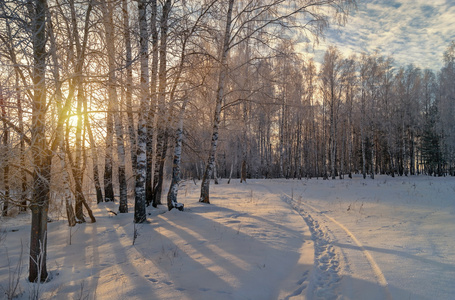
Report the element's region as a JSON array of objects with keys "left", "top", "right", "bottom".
[{"left": 309, "top": 0, "right": 455, "bottom": 70}]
